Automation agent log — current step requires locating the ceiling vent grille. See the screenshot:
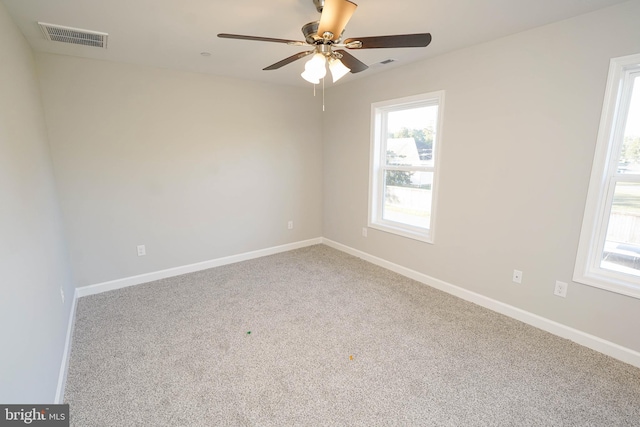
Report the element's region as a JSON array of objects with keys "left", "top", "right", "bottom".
[{"left": 38, "top": 22, "right": 108, "bottom": 49}]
